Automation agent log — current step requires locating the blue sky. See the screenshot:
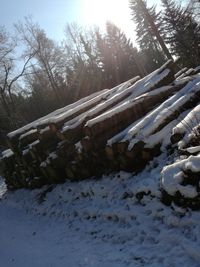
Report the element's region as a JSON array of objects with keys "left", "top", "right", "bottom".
[
  {"left": 0, "top": 0, "right": 159, "bottom": 44},
  {"left": 0, "top": 0, "right": 80, "bottom": 40}
]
